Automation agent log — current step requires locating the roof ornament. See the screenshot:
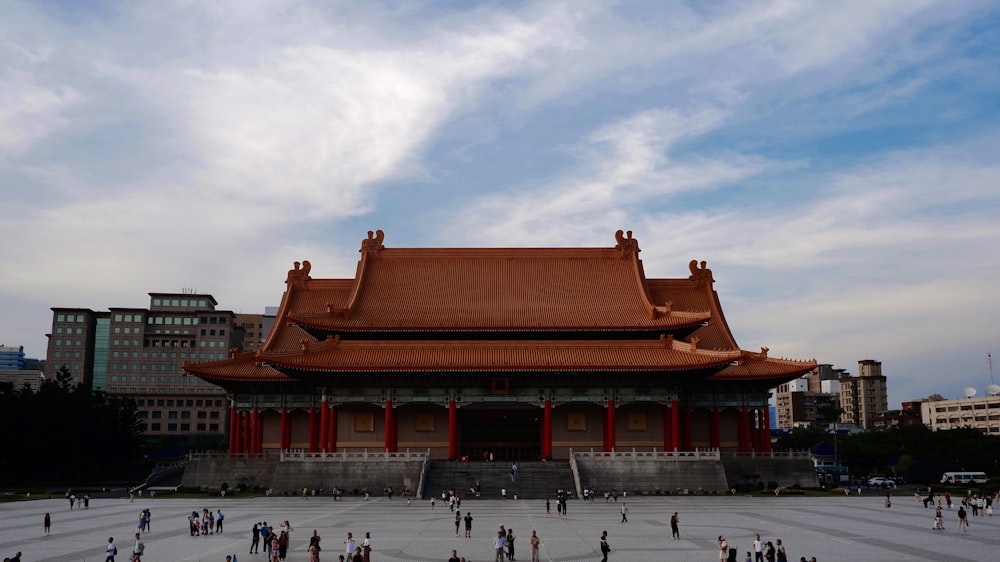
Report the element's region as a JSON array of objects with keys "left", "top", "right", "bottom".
[
  {"left": 360, "top": 229, "right": 385, "bottom": 257},
  {"left": 659, "top": 333, "right": 674, "bottom": 348},
  {"left": 614, "top": 229, "right": 641, "bottom": 257},
  {"left": 689, "top": 336, "right": 700, "bottom": 351},
  {"left": 326, "top": 334, "right": 340, "bottom": 347},
  {"left": 688, "top": 259, "right": 714, "bottom": 286},
  {"left": 759, "top": 346, "right": 769, "bottom": 360},
  {"left": 300, "top": 338, "right": 310, "bottom": 352},
  {"left": 285, "top": 260, "right": 312, "bottom": 290},
  {"left": 230, "top": 347, "right": 239, "bottom": 359}
]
